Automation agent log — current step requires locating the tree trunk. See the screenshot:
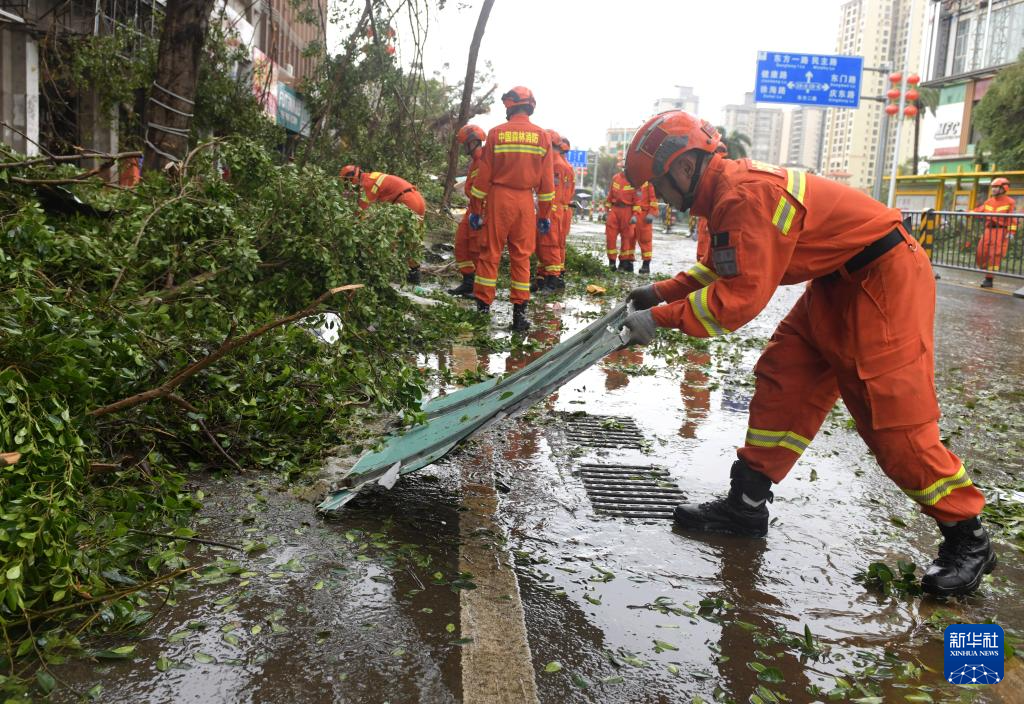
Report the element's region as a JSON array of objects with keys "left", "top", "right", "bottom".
[
  {"left": 143, "top": 0, "right": 216, "bottom": 172},
  {"left": 440, "top": 0, "right": 496, "bottom": 210}
]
